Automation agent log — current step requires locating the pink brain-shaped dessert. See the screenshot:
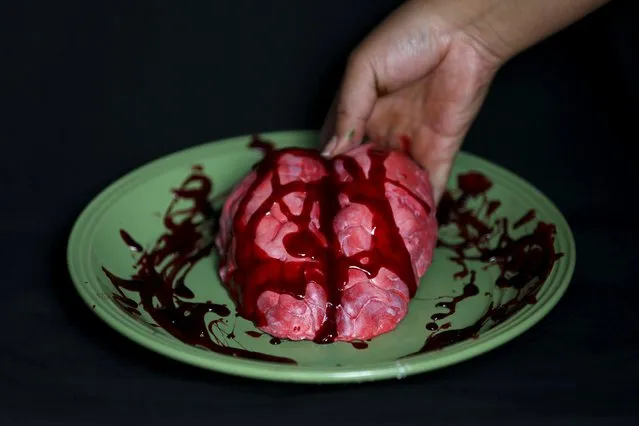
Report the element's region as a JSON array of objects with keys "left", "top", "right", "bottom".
[{"left": 215, "top": 142, "right": 438, "bottom": 343}]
